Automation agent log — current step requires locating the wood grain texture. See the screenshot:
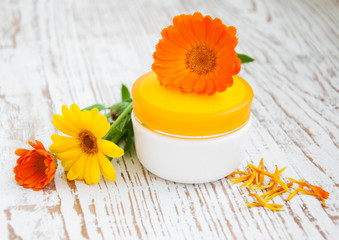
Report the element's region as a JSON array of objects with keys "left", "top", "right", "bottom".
[{"left": 0, "top": 0, "right": 338, "bottom": 239}]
